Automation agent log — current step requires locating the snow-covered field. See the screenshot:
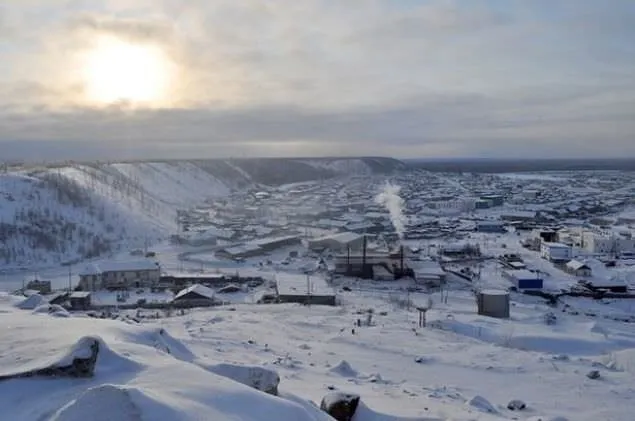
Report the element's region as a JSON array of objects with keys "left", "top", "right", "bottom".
[{"left": 2, "top": 280, "right": 635, "bottom": 421}]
